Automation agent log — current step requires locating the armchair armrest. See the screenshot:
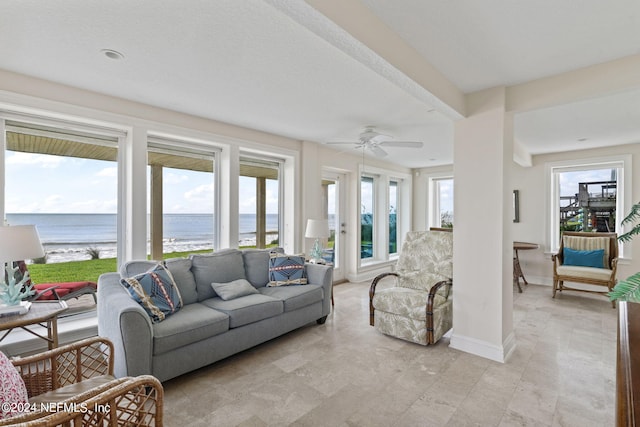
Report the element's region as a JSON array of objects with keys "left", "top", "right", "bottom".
[
  {"left": 11, "top": 337, "right": 113, "bottom": 397},
  {"left": 97, "top": 272, "right": 154, "bottom": 378},
  {"left": 429, "top": 278, "right": 453, "bottom": 300},
  {"left": 369, "top": 272, "right": 398, "bottom": 326}
]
